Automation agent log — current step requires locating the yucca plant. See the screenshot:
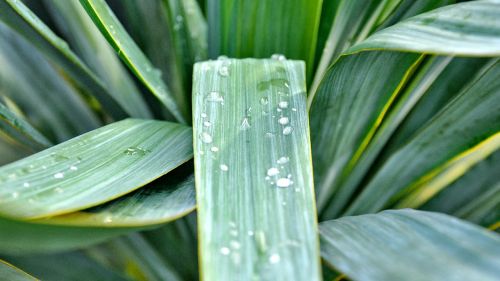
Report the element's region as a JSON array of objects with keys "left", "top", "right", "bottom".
[{"left": 0, "top": 0, "right": 499, "bottom": 280}]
